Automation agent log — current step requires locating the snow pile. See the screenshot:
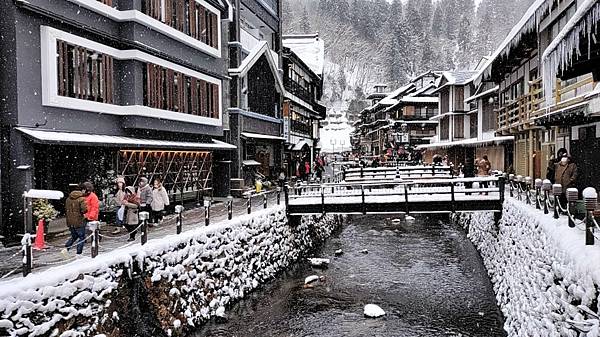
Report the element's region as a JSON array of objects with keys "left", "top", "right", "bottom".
[
  {"left": 363, "top": 304, "right": 385, "bottom": 318},
  {"left": 0, "top": 208, "right": 342, "bottom": 336},
  {"left": 458, "top": 199, "right": 600, "bottom": 336}
]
